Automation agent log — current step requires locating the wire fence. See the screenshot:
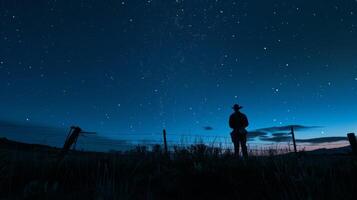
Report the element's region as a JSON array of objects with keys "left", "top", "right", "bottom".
[
  {"left": 74, "top": 132, "right": 350, "bottom": 153},
  {"left": 0, "top": 128, "right": 351, "bottom": 154}
]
